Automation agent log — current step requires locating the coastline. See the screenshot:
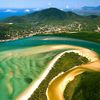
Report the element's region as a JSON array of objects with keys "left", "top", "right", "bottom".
[
  {"left": 46, "top": 60, "right": 100, "bottom": 100},
  {"left": 16, "top": 45, "right": 99, "bottom": 100},
  {"left": 0, "top": 33, "right": 35, "bottom": 42},
  {"left": 46, "top": 50, "right": 100, "bottom": 100}
]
